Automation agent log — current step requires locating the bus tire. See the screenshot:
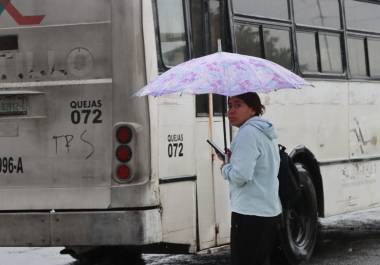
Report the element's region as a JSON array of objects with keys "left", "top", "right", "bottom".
[{"left": 277, "top": 164, "right": 318, "bottom": 265}]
